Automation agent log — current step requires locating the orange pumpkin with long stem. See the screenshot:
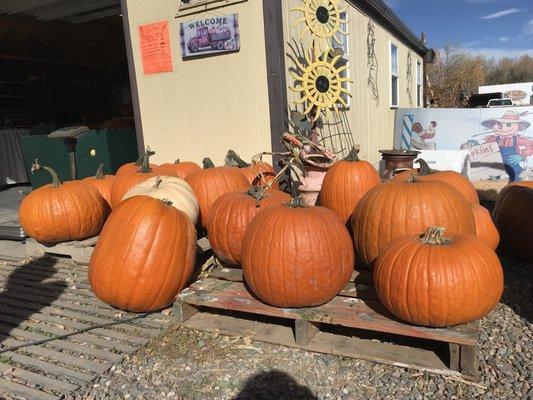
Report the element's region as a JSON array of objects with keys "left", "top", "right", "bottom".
[
  {"left": 116, "top": 153, "right": 157, "bottom": 176},
  {"left": 154, "top": 160, "right": 201, "bottom": 179},
  {"left": 83, "top": 163, "right": 115, "bottom": 208},
  {"left": 226, "top": 150, "right": 278, "bottom": 189},
  {"left": 470, "top": 204, "right": 499, "bottom": 250}
]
